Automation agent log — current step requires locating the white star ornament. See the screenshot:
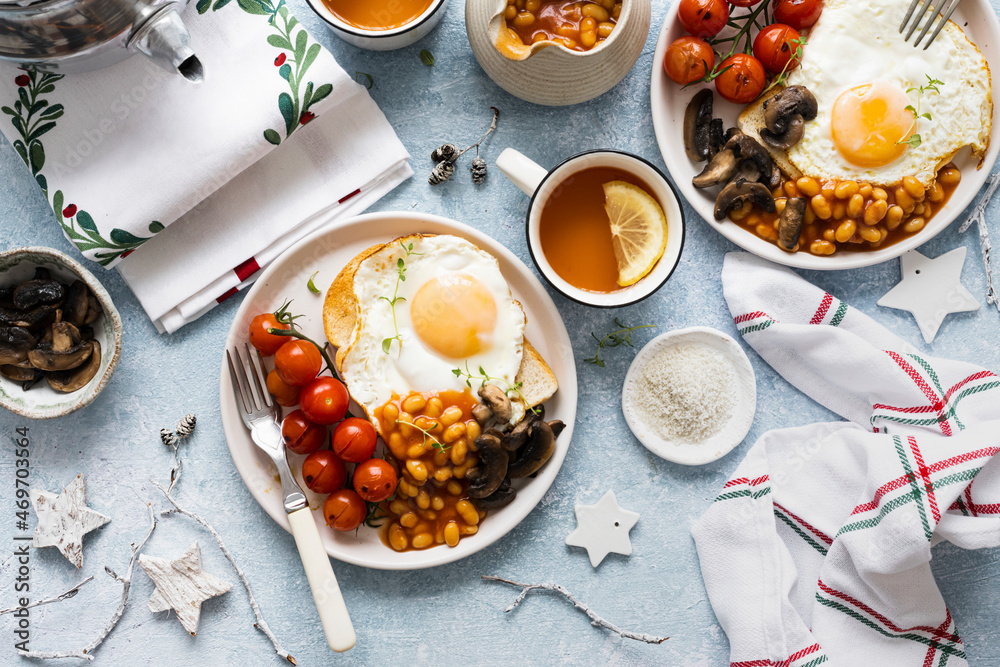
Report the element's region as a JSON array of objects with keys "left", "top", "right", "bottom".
[
  {"left": 878, "top": 247, "right": 979, "bottom": 343},
  {"left": 140, "top": 542, "right": 232, "bottom": 636},
  {"left": 31, "top": 473, "right": 110, "bottom": 569},
  {"left": 565, "top": 490, "right": 640, "bottom": 567}
]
